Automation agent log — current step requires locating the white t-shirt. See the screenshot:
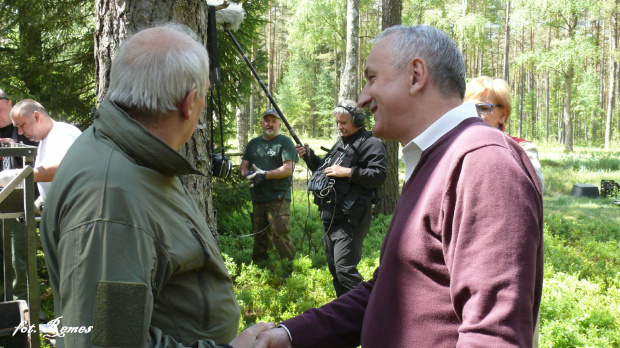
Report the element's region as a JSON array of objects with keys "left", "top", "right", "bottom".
[{"left": 35, "top": 121, "right": 82, "bottom": 199}]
